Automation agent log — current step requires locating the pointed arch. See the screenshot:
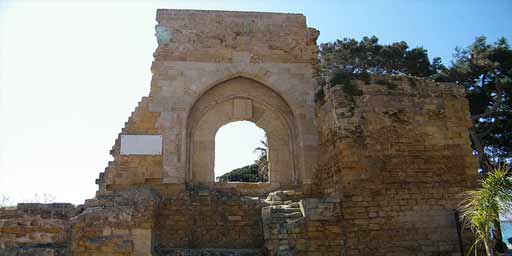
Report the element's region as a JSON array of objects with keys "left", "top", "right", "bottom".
[
  {"left": 188, "top": 73, "right": 298, "bottom": 114},
  {"left": 185, "top": 77, "right": 302, "bottom": 190}
]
